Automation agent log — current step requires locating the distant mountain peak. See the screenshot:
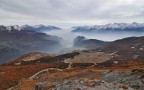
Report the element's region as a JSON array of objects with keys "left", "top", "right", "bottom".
[
  {"left": 72, "top": 22, "right": 144, "bottom": 33},
  {"left": 0, "top": 24, "right": 61, "bottom": 32}
]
